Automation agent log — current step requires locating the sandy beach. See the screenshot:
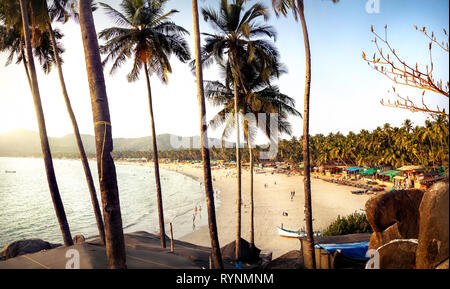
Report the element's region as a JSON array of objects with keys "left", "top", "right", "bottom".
[{"left": 159, "top": 163, "right": 373, "bottom": 259}]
